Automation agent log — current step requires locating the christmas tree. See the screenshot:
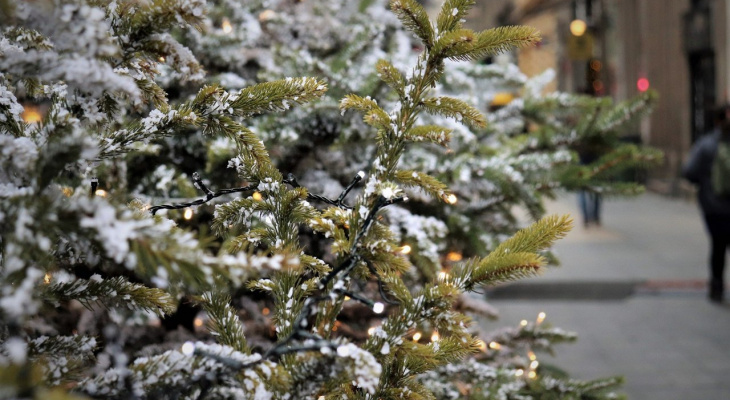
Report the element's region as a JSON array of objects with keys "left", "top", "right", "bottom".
[{"left": 0, "top": 0, "right": 659, "bottom": 399}]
